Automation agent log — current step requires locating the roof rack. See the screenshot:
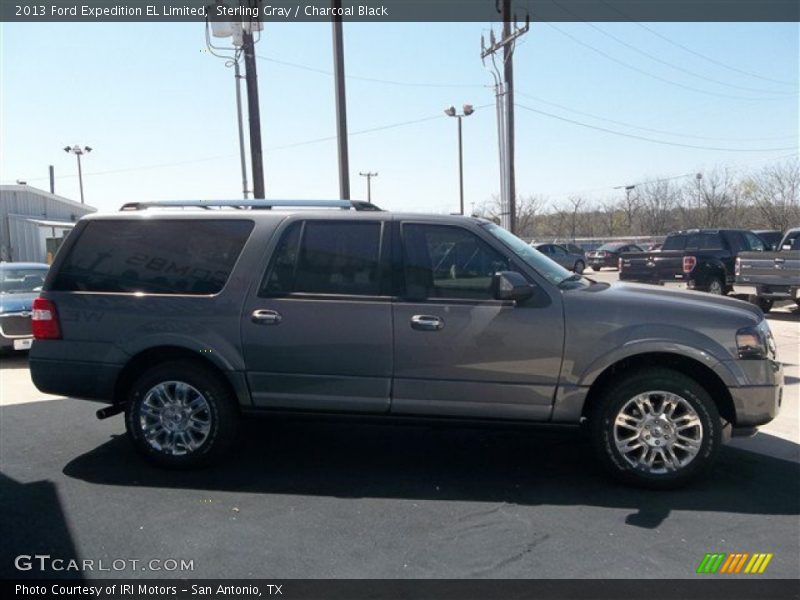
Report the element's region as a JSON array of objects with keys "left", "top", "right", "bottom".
[{"left": 119, "top": 199, "right": 380, "bottom": 211}]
